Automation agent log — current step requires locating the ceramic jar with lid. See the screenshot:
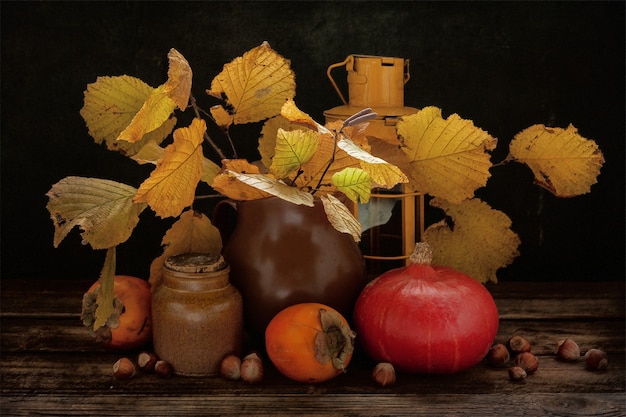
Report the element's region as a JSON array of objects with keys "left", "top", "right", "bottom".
[{"left": 152, "top": 253, "right": 243, "bottom": 376}]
